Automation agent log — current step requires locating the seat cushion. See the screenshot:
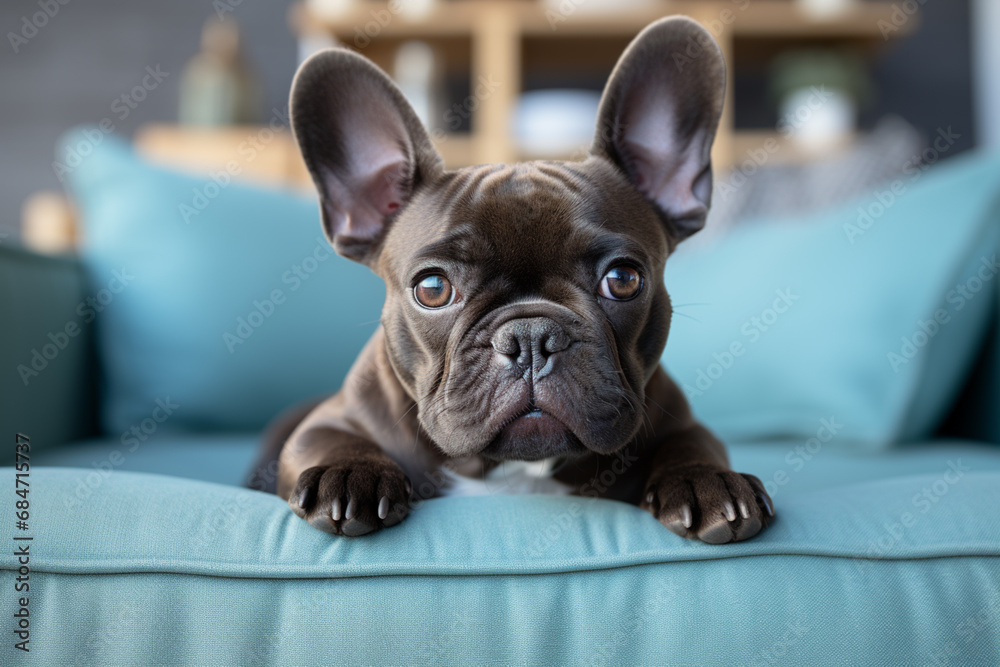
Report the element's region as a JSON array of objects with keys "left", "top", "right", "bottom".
[
  {"left": 31, "top": 433, "right": 261, "bottom": 488},
  {"left": 10, "top": 441, "right": 1000, "bottom": 666}
]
